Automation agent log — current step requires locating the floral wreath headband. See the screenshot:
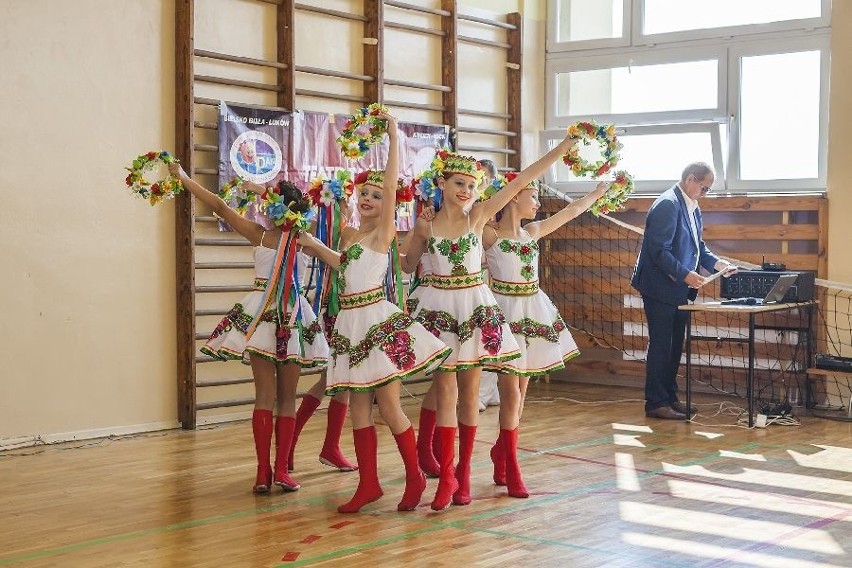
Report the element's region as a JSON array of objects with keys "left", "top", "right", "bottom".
[
  {"left": 408, "top": 149, "right": 485, "bottom": 204},
  {"left": 307, "top": 170, "right": 354, "bottom": 208},
  {"left": 353, "top": 169, "right": 415, "bottom": 203},
  {"left": 478, "top": 171, "right": 538, "bottom": 202}
]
